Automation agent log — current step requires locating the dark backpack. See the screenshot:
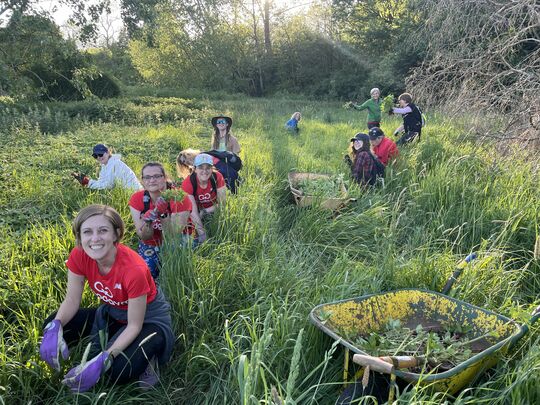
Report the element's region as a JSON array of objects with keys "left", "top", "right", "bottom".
[
  {"left": 190, "top": 172, "right": 217, "bottom": 199},
  {"left": 369, "top": 152, "right": 385, "bottom": 179},
  {"left": 204, "top": 149, "right": 243, "bottom": 172}
]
